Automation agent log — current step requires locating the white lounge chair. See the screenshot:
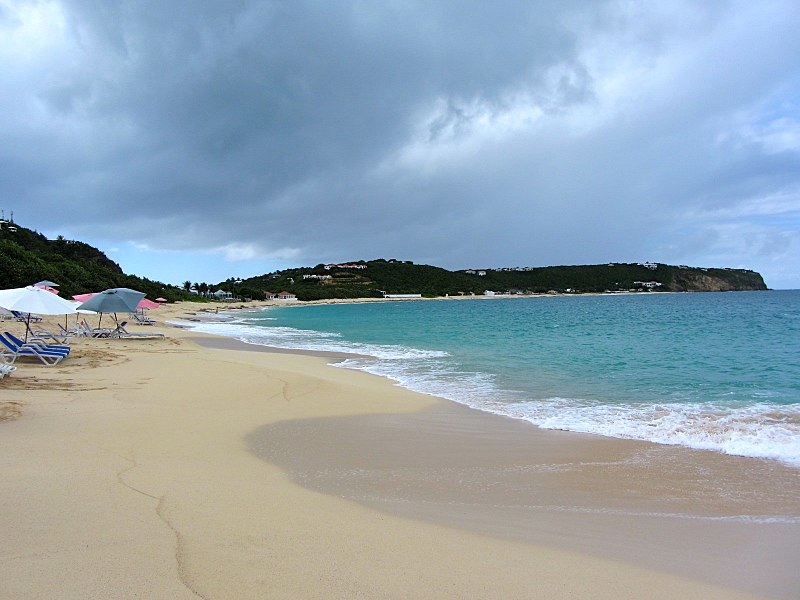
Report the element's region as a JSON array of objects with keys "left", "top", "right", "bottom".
[
  {"left": 79, "top": 320, "right": 112, "bottom": 338},
  {"left": 110, "top": 322, "right": 164, "bottom": 339},
  {"left": 32, "top": 328, "right": 71, "bottom": 344},
  {"left": 130, "top": 312, "right": 157, "bottom": 325}
]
